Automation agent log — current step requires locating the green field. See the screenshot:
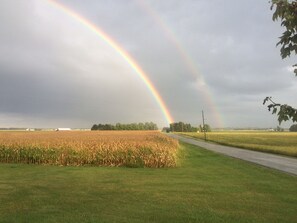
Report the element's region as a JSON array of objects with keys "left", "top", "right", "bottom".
[
  {"left": 180, "top": 131, "right": 297, "bottom": 157},
  {"left": 0, "top": 142, "right": 296, "bottom": 223}
]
